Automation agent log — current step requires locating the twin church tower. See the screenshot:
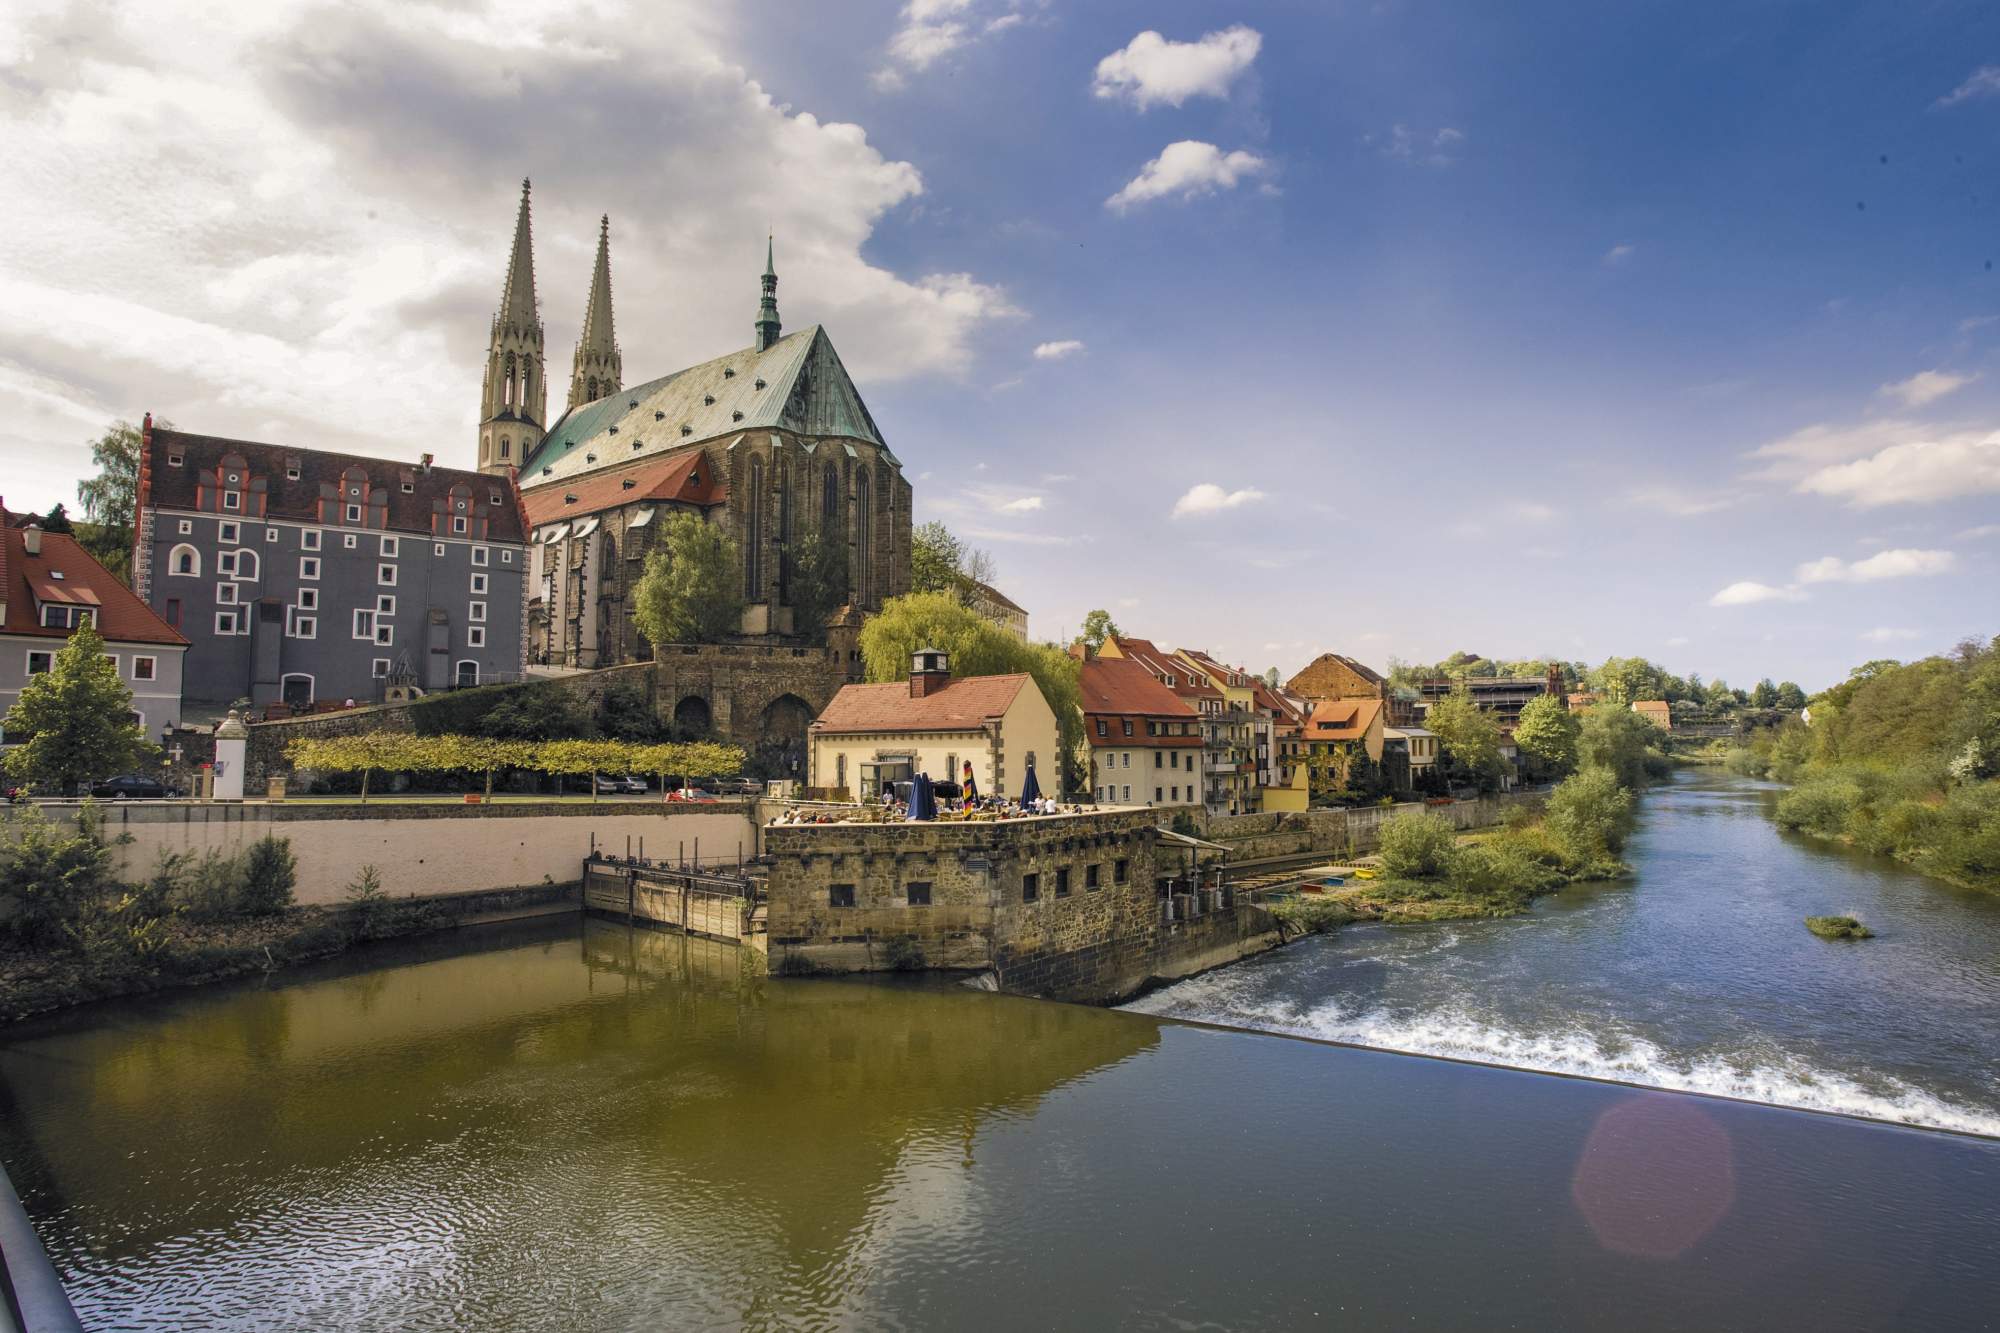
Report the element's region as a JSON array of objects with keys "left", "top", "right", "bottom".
[{"left": 475, "top": 179, "right": 780, "bottom": 478}]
